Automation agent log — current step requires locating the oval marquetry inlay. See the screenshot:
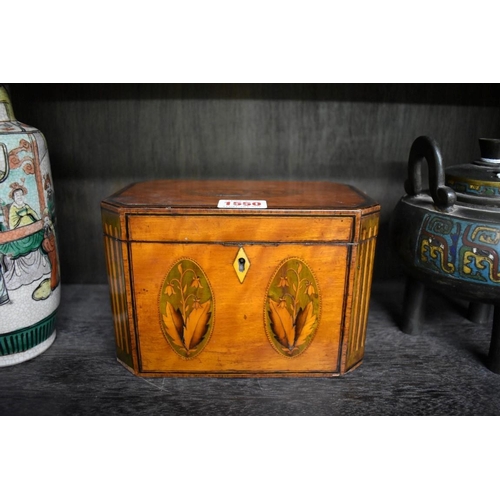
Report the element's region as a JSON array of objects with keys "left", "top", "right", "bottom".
[
  {"left": 264, "top": 257, "right": 320, "bottom": 357},
  {"left": 159, "top": 258, "right": 214, "bottom": 359}
]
